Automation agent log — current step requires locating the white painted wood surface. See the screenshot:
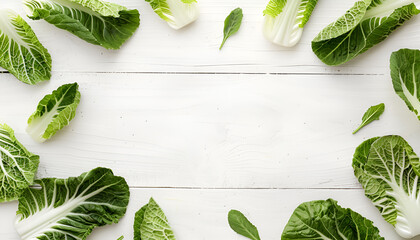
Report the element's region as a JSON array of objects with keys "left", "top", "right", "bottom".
[
  {"left": 1, "top": 0, "right": 420, "bottom": 74},
  {"left": 1, "top": 0, "right": 420, "bottom": 239}
]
